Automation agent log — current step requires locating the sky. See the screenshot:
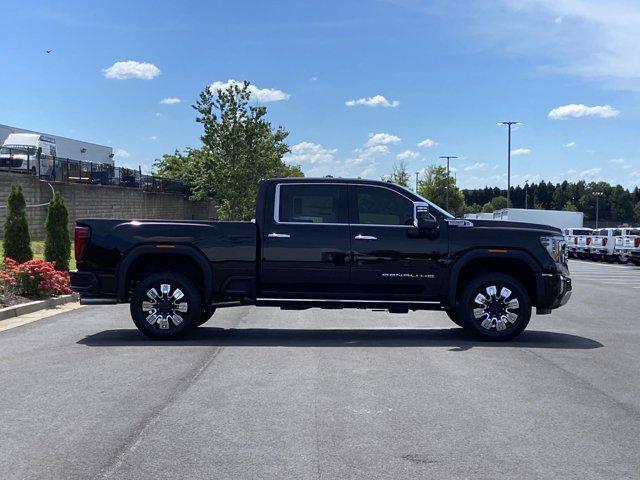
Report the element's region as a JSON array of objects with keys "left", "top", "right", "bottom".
[{"left": 1, "top": 0, "right": 640, "bottom": 189}]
